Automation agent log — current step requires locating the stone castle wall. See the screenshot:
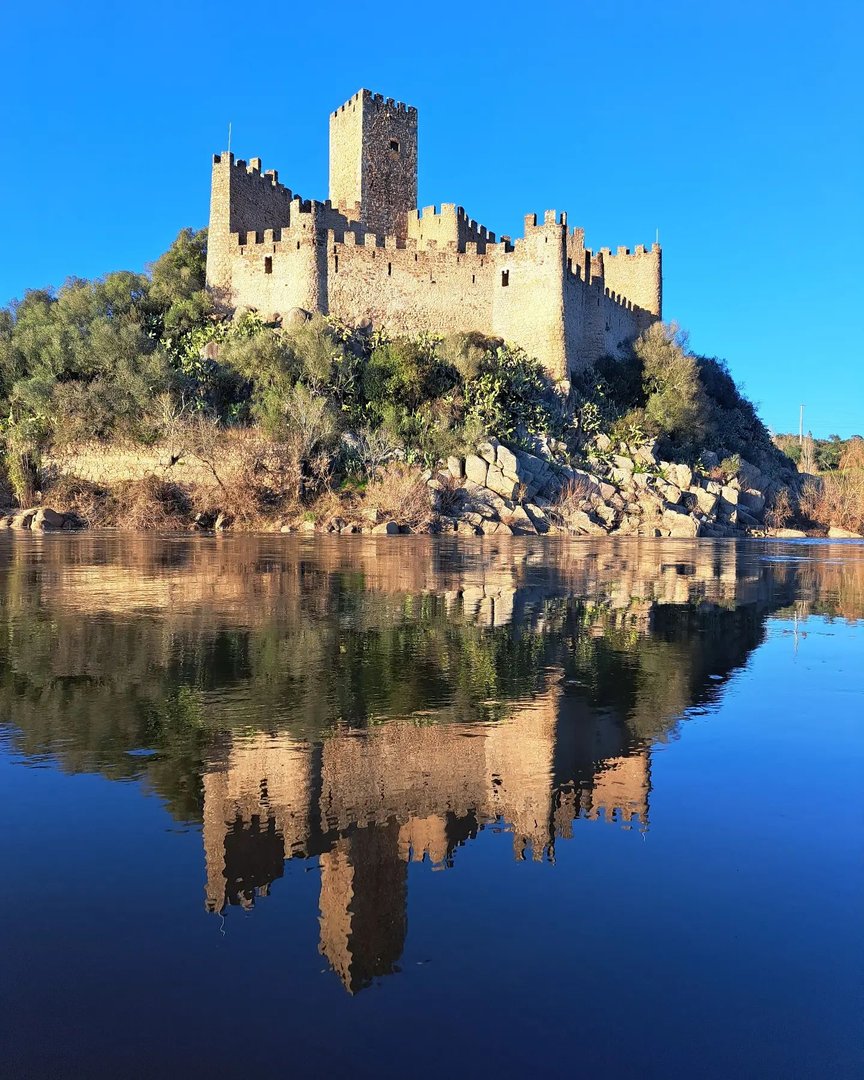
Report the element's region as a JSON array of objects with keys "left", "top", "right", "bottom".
[{"left": 206, "top": 90, "right": 663, "bottom": 378}]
